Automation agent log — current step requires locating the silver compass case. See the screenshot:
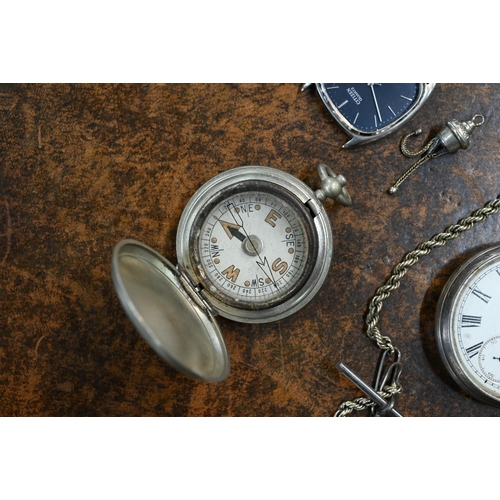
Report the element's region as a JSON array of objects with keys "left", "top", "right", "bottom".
[
  {"left": 112, "top": 164, "right": 350, "bottom": 382},
  {"left": 177, "top": 166, "right": 335, "bottom": 323}
]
